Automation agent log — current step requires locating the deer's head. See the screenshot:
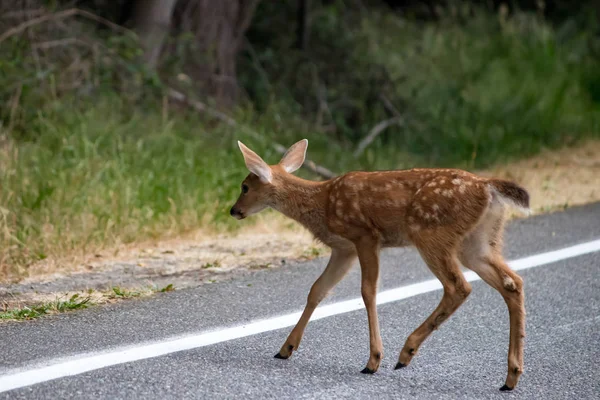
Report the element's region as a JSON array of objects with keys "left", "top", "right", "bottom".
[{"left": 230, "top": 139, "right": 308, "bottom": 220}]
